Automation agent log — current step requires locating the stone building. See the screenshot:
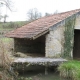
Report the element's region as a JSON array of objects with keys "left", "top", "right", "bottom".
[{"left": 6, "top": 9, "right": 80, "bottom": 60}]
